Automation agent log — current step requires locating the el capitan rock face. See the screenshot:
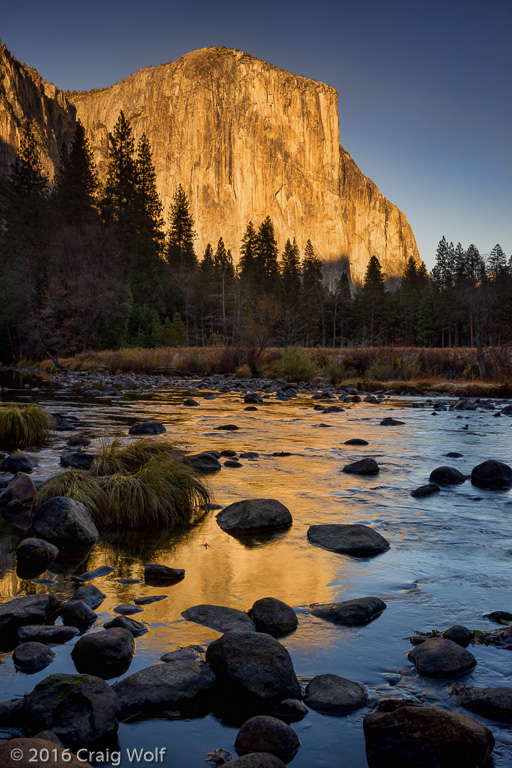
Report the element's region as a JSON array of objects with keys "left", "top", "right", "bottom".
[{"left": 0, "top": 43, "right": 420, "bottom": 280}]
